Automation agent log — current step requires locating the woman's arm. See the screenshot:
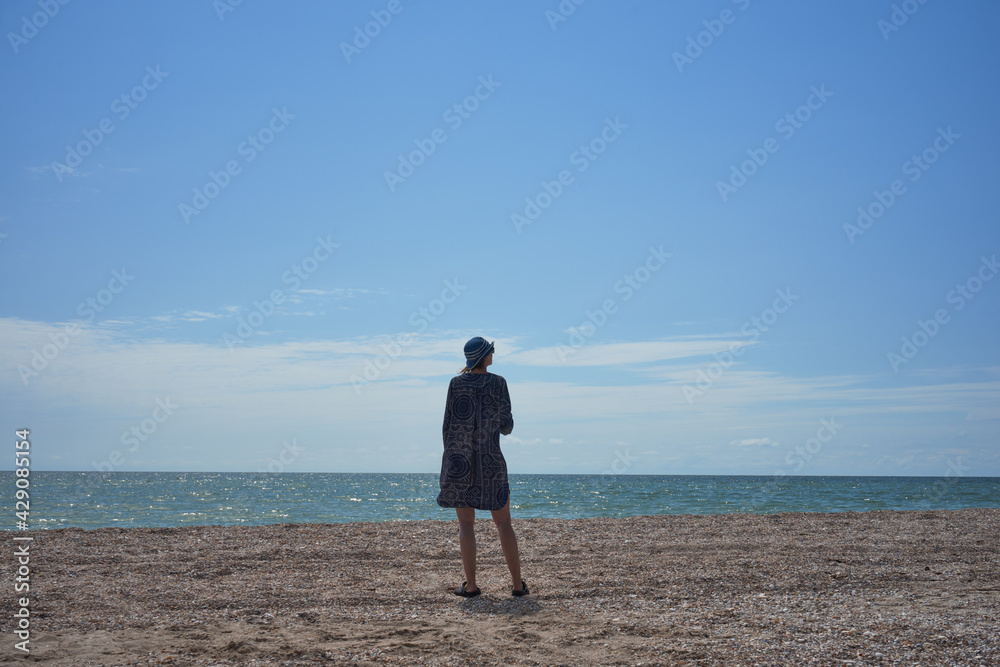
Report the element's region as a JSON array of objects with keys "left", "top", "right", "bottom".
[
  {"left": 442, "top": 380, "right": 453, "bottom": 446},
  {"left": 498, "top": 378, "right": 514, "bottom": 436}
]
